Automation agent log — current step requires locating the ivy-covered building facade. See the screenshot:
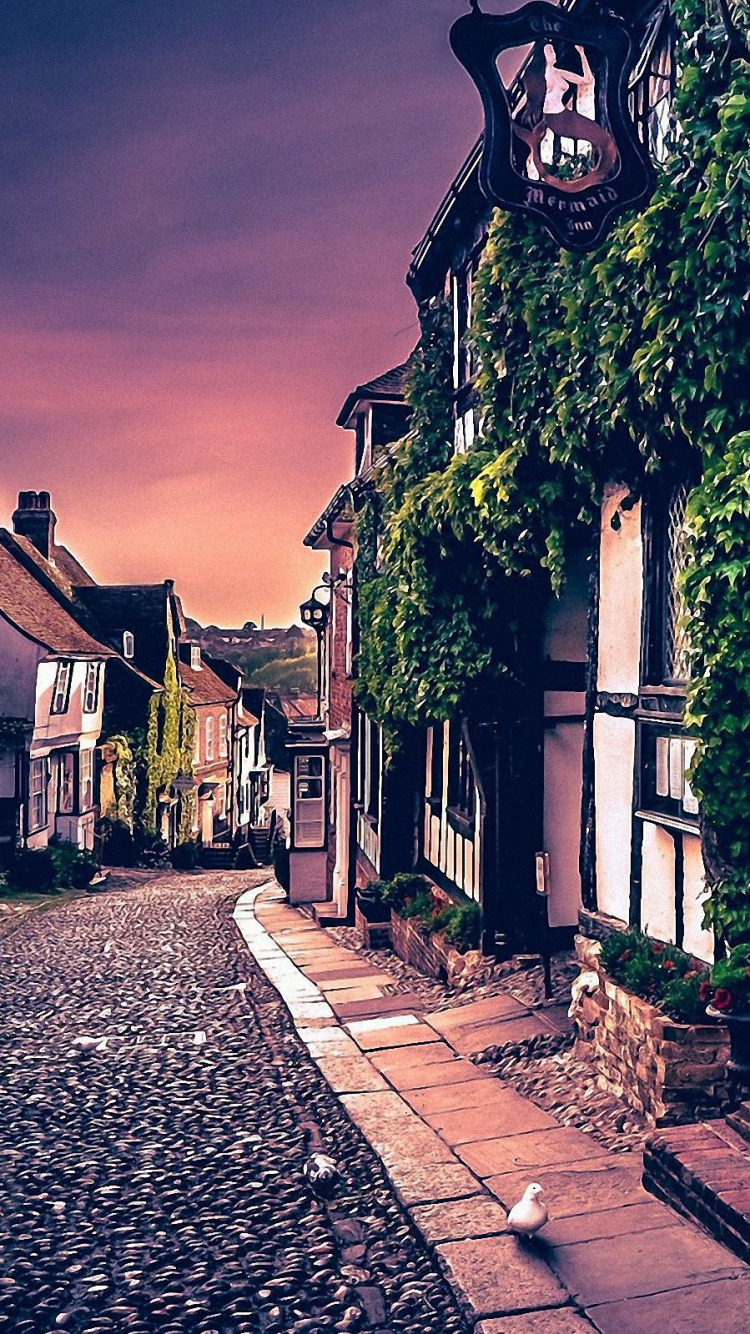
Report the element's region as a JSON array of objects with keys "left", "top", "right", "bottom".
[{"left": 309, "top": 0, "right": 750, "bottom": 967}]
